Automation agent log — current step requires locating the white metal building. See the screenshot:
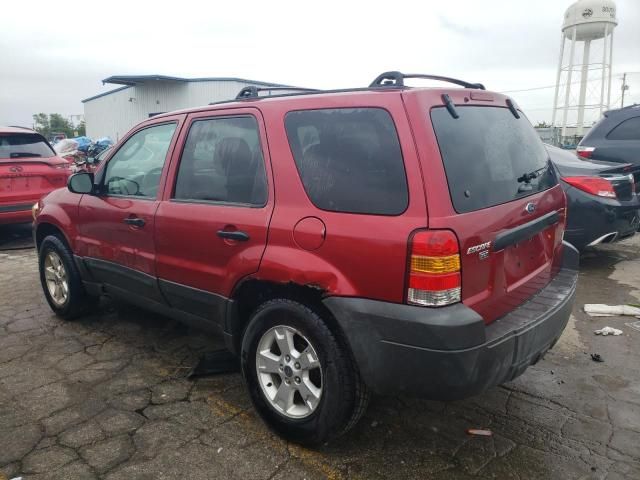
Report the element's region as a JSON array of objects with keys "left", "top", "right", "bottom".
[{"left": 82, "top": 75, "right": 294, "bottom": 141}]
